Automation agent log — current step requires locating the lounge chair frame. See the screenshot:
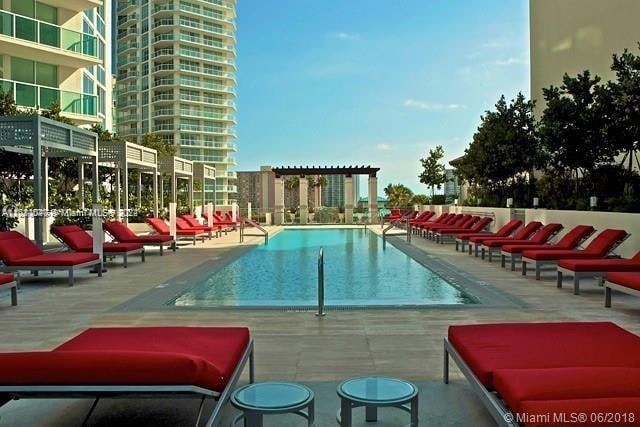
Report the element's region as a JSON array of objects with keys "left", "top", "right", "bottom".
[
  {"left": 556, "top": 267, "right": 607, "bottom": 295},
  {"left": 0, "top": 259, "right": 102, "bottom": 286},
  {"left": 522, "top": 233, "right": 630, "bottom": 280},
  {"left": 0, "top": 278, "right": 17, "bottom": 306},
  {"left": 50, "top": 233, "right": 146, "bottom": 268},
  {"left": 443, "top": 338, "right": 518, "bottom": 427},
  {"left": 455, "top": 233, "right": 491, "bottom": 252},
  {"left": 0, "top": 339, "right": 255, "bottom": 427},
  {"left": 604, "top": 280, "right": 640, "bottom": 308}
]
